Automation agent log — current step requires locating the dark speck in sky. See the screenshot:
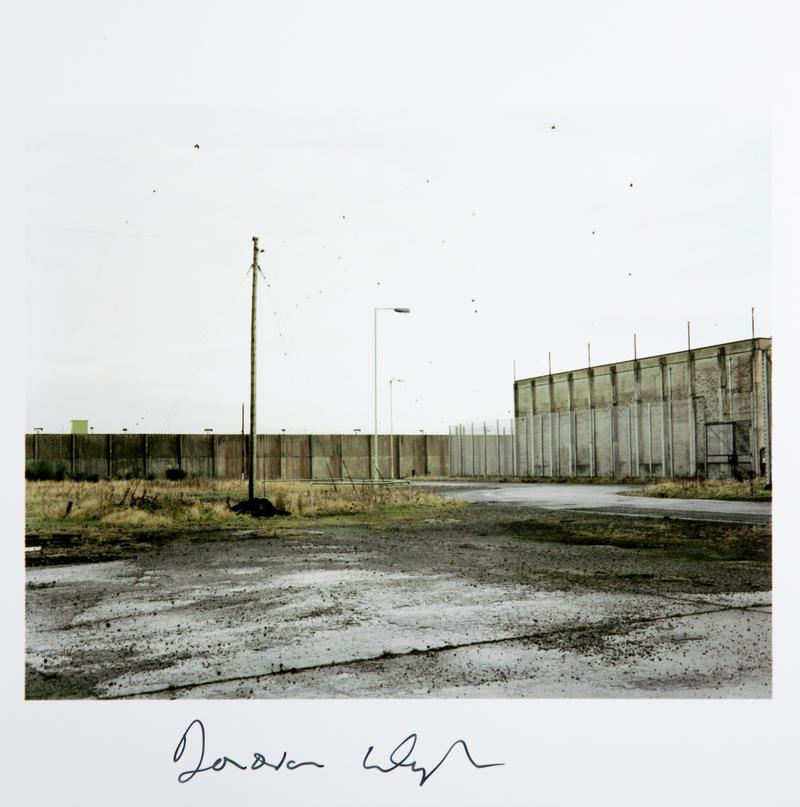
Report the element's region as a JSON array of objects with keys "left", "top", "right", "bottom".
[
  {"left": 629, "top": 182, "right": 634, "bottom": 188},
  {"left": 551, "top": 124, "right": 556, "bottom": 130},
  {"left": 193, "top": 144, "right": 199, "bottom": 149}
]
